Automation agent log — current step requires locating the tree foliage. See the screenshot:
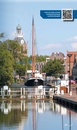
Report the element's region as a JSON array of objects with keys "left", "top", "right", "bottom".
[
  {"left": 0, "top": 48, "right": 14, "bottom": 86},
  {"left": 15, "top": 55, "right": 31, "bottom": 78},
  {"left": 42, "top": 59, "right": 65, "bottom": 78},
  {"left": 36, "top": 55, "right": 48, "bottom": 62},
  {"left": 15, "top": 64, "right": 26, "bottom": 77},
  {"left": 0, "top": 33, "right": 4, "bottom": 38},
  {"left": 3, "top": 40, "right": 21, "bottom": 61},
  {"left": 0, "top": 39, "right": 31, "bottom": 85},
  {"left": 3, "top": 40, "right": 31, "bottom": 75},
  {"left": 29, "top": 55, "right": 49, "bottom": 62}
]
